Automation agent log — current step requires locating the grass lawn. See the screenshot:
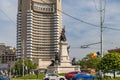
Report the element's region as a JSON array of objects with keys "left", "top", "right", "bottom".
[{"left": 12, "top": 73, "right": 44, "bottom": 79}]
